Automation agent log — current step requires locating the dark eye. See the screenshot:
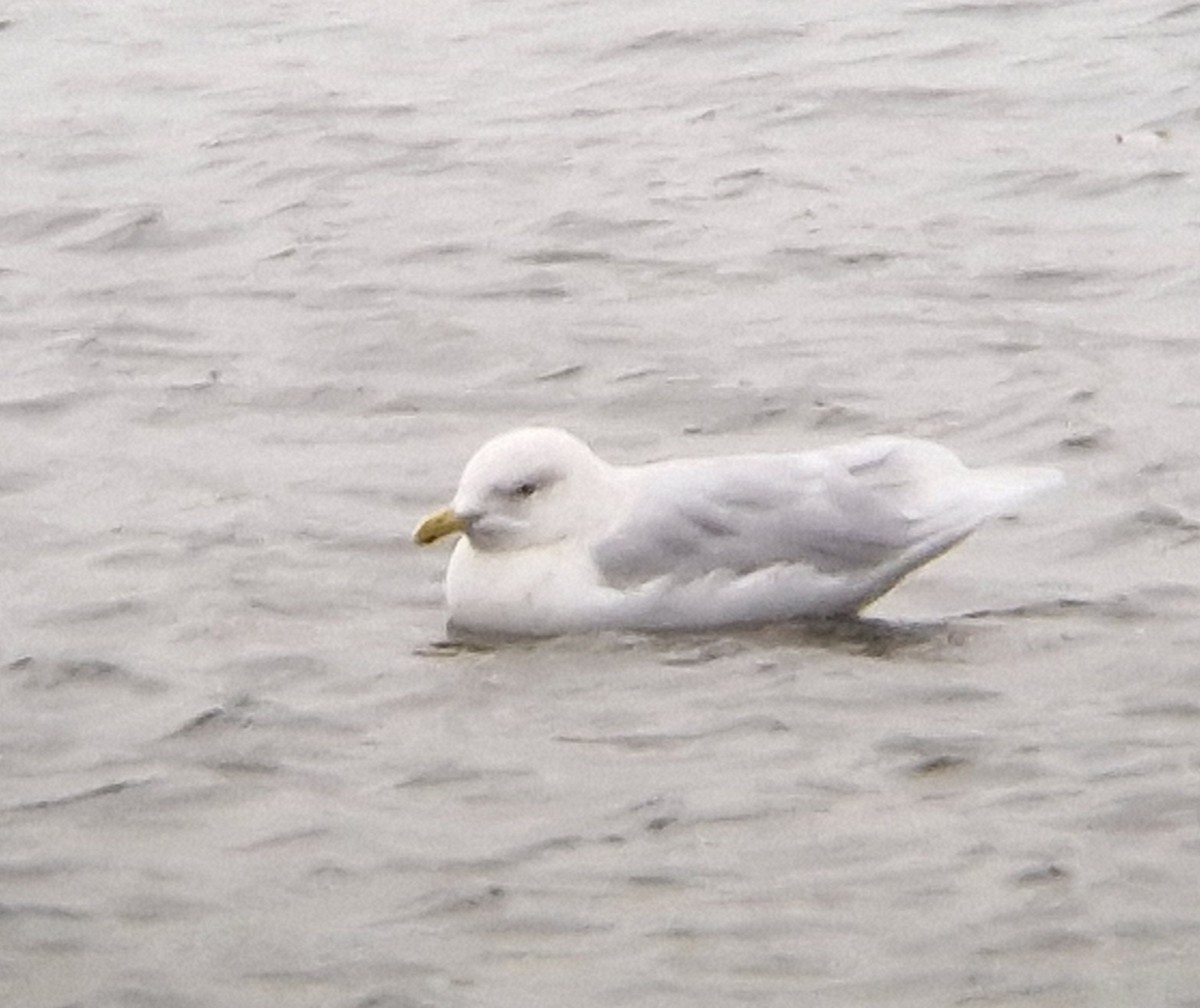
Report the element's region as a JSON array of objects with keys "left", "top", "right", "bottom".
[{"left": 503, "top": 467, "right": 561, "bottom": 501}]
